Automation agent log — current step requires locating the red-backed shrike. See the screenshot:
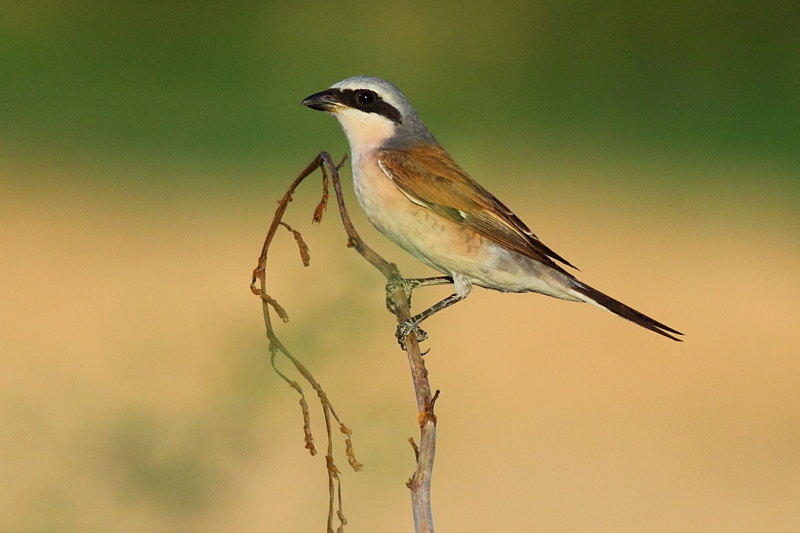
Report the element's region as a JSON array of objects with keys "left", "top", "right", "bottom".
[{"left": 302, "top": 76, "right": 682, "bottom": 344}]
